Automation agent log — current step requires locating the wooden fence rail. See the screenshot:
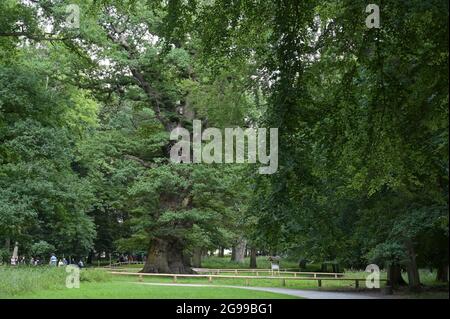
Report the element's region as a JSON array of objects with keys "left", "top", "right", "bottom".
[
  {"left": 194, "top": 269, "right": 344, "bottom": 278},
  {"left": 104, "top": 263, "right": 344, "bottom": 278},
  {"left": 109, "top": 271, "right": 385, "bottom": 288}
]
